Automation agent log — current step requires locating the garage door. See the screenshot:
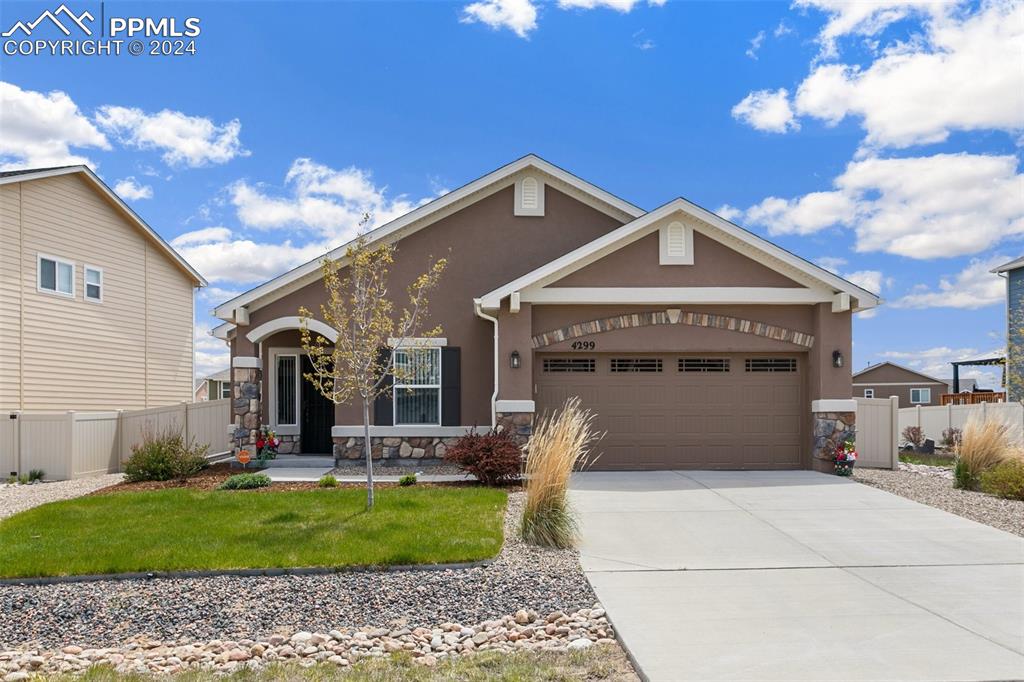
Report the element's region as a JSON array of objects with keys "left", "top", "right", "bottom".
[{"left": 535, "top": 353, "right": 804, "bottom": 470}]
